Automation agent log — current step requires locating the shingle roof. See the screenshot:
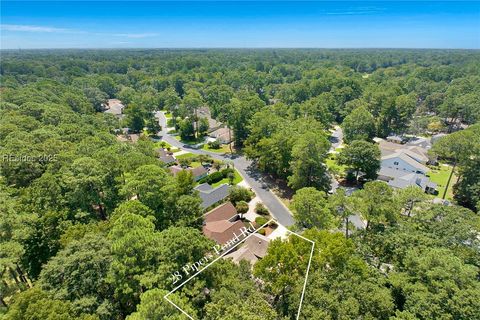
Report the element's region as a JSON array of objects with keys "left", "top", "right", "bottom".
[
  {"left": 204, "top": 202, "right": 237, "bottom": 223},
  {"left": 203, "top": 220, "right": 245, "bottom": 244},
  {"left": 382, "top": 152, "right": 429, "bottom": 172},
  {"left": 169, "top": 165, "right": 207, "bottom": 178},
  {"left": 378, "top": 167, "right": 412, "bottom": 180},
  {"left": 406, "top": 137, "right": 432, "bottom": 149},
  {"left": 396, "top": 148, "right": 429, "bottom": 163},
  {"left": 191, "top": 166, "right": 207, "bottom": 178},
  {"left": 387, "top": 173, "right": 437, "bottom": 191},
  {"left": 224, "top": 246, "right": 259, "bottom": 265},
  {"left": 194, "top": 183, "right": 230, "bottom": 209},
  {"left": 243, "top": 233, "right": 270, "bottom": 258},
  {"left": 223, "top": 233, "right": 271, "bottom": 265},
  {"left": 195, "top": 183, "right": 213, "bottom": 192},
  {"left": 104, "top": 99, "right": 125, "bottom": 115}
]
